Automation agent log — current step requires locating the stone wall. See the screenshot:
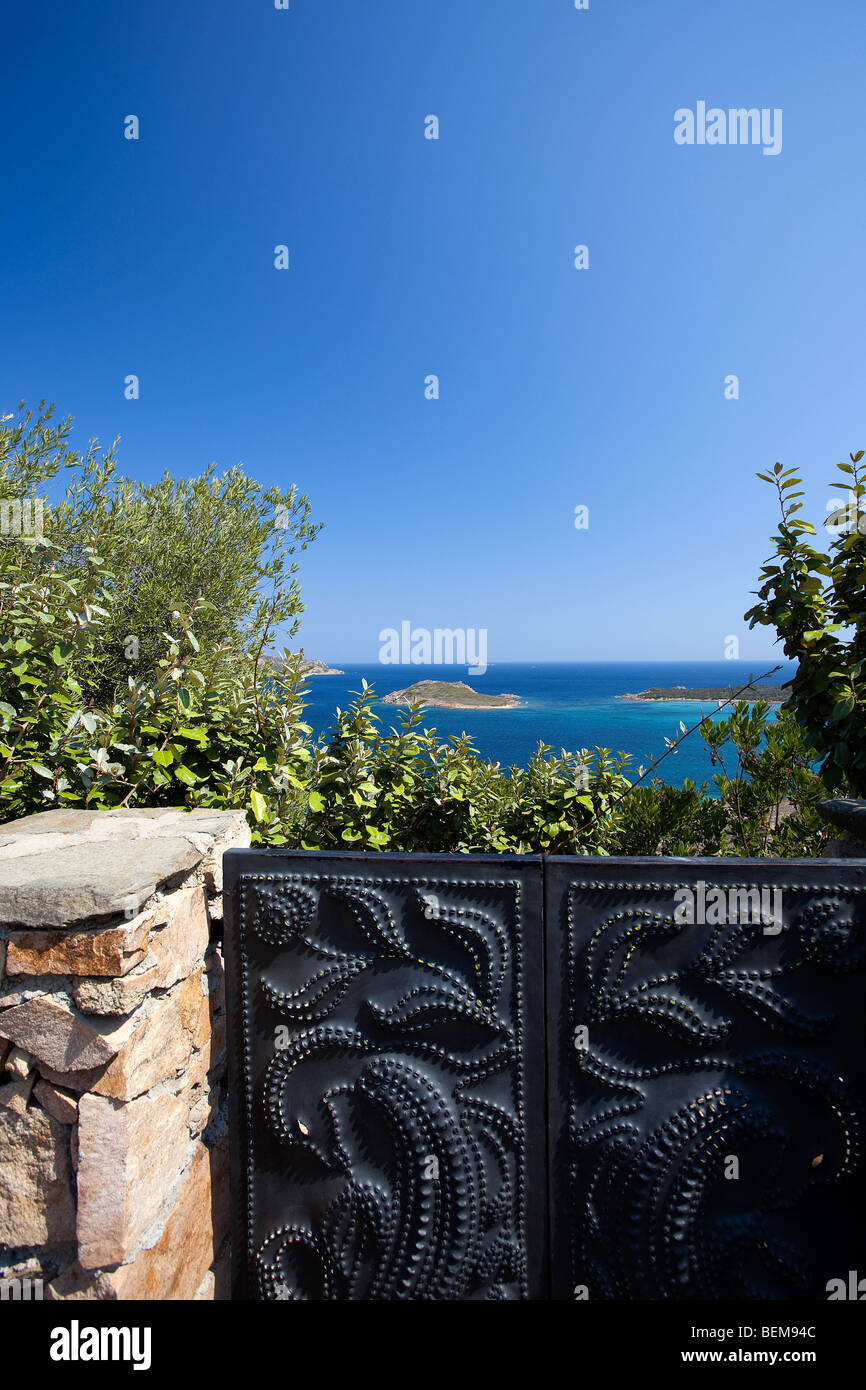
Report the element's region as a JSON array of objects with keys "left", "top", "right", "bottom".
[{"left": 0, "top": 807, "right": 250, "bottom": 1300}]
